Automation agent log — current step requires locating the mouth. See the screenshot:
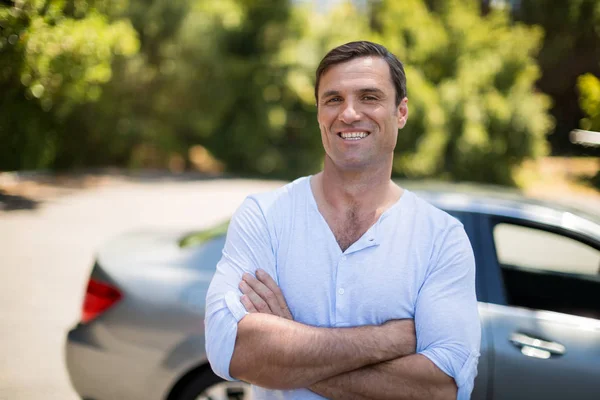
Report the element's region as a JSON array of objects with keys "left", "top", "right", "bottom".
[{"left": 337, "top": 131, "right": 370, "bottom": 141}]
